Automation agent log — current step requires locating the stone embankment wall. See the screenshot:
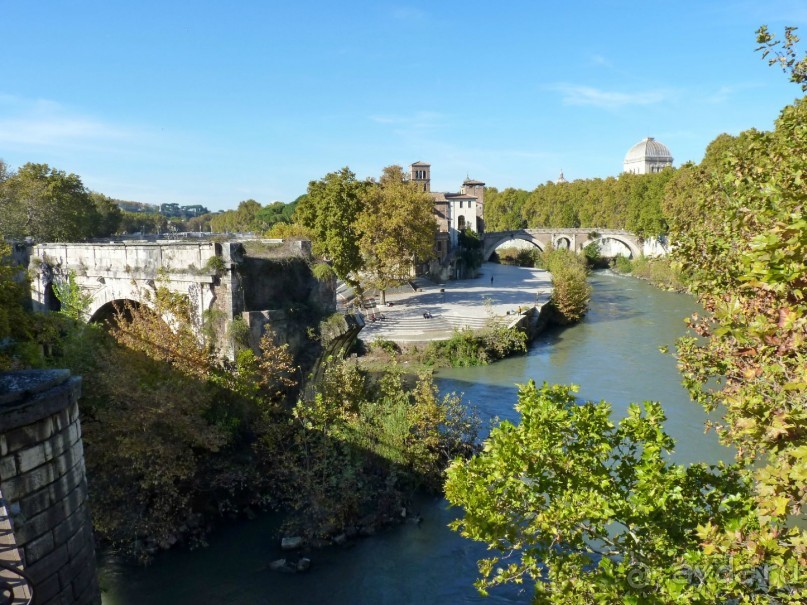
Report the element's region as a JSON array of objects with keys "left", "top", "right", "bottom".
[
  {"left": 0, "top": 370, "right": 100, "bottom": 605},
  {"left": 506, "top": 304, "right": 551, "bottom": 342}
]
